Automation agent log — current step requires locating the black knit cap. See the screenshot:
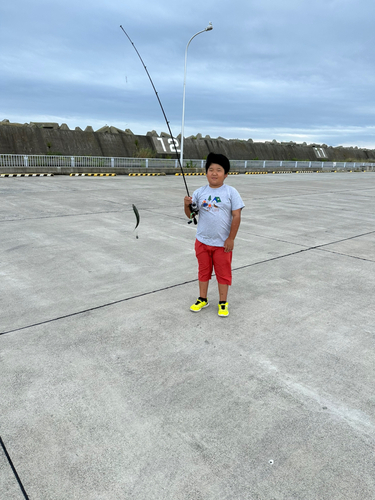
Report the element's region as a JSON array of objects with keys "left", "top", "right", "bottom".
[{"left": 205, "top": 152, "right": 230, "bottom": 174}]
